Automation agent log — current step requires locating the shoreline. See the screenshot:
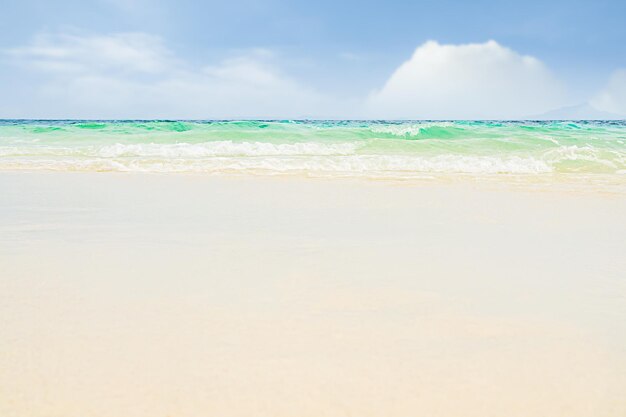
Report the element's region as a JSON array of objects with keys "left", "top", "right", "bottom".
[{"left": 1, "top": 168, "right": 625, "bottom": 195}]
